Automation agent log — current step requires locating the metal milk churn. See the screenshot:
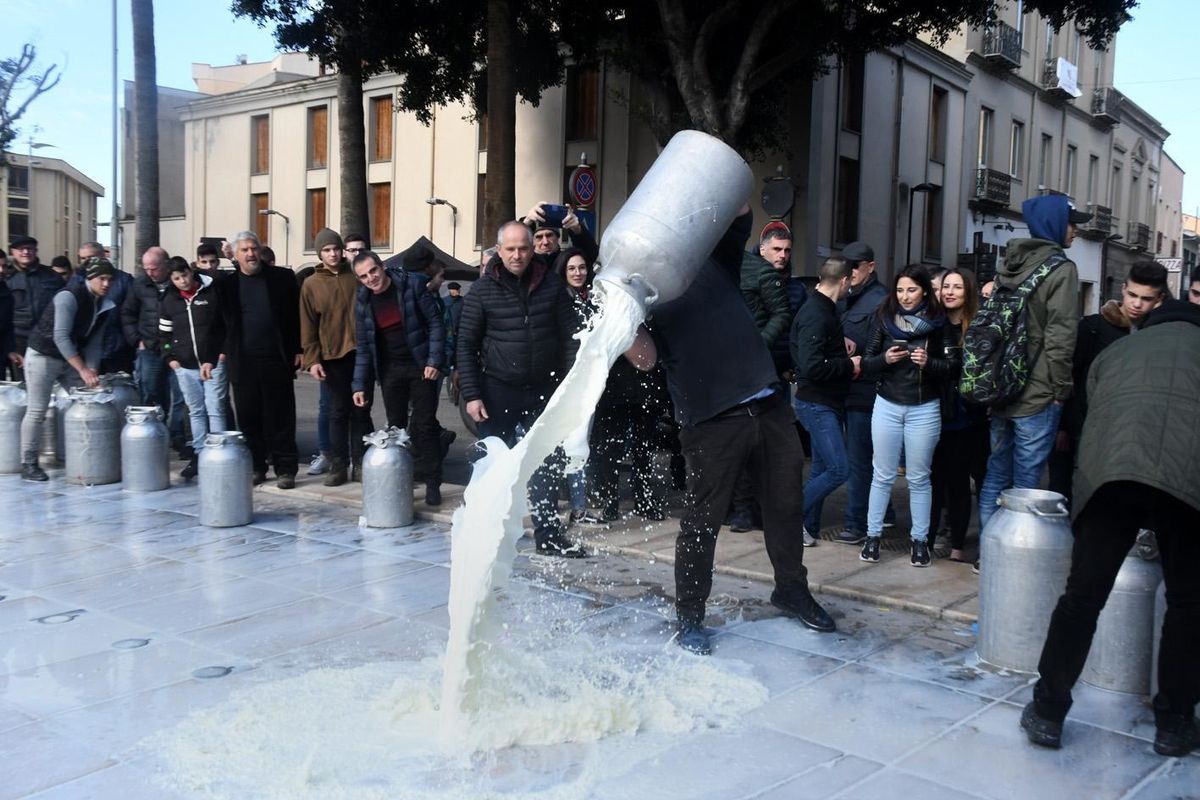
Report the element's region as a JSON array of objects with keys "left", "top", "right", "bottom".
[
  {"left": 977, "top": 488, "right": 1074, "bottom": 672},
  {"left": 361, "top": 427, "right": 414, "bottom": 528},
  {"left": 593, "top": 130, "right": 754, "bottom": 311},
  {"left": 1151, "top": 579, "right": 1166, "bottom": 697},
  {"left": 121, "top": 405, "right": 170, "bottom": 492},
  {"left": 49, "top": 383, "right": 73, "bottom": 461},
  {"left": 101, "top": 372, "right": 140, "bottom": 419},
  {"left": 0, "top": 381, "right": 27, "bottom": 473},
  {"left": 199, "top": 431, "right": 253, "bottom": 527},
  {"left": 64, "top": 388, "right": 122, "bottom": 485},
  {"left": 1081, "top": 547, "right": 1162, "bottom": 695}
]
